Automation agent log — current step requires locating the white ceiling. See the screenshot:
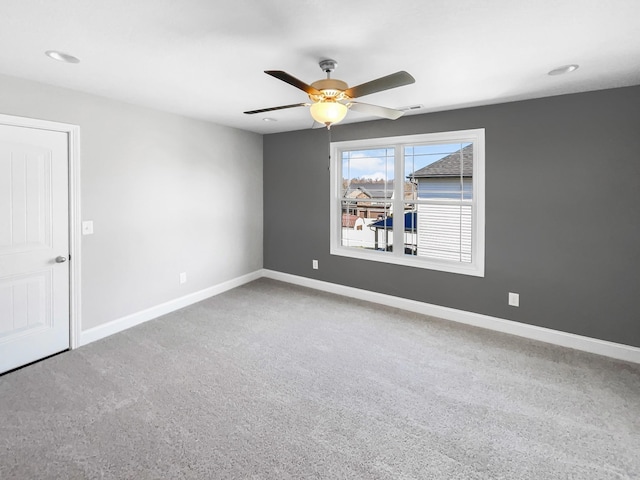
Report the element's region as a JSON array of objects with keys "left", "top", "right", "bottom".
[{"left": 1, "top": 0, "right": 639, "bottom": 134}]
